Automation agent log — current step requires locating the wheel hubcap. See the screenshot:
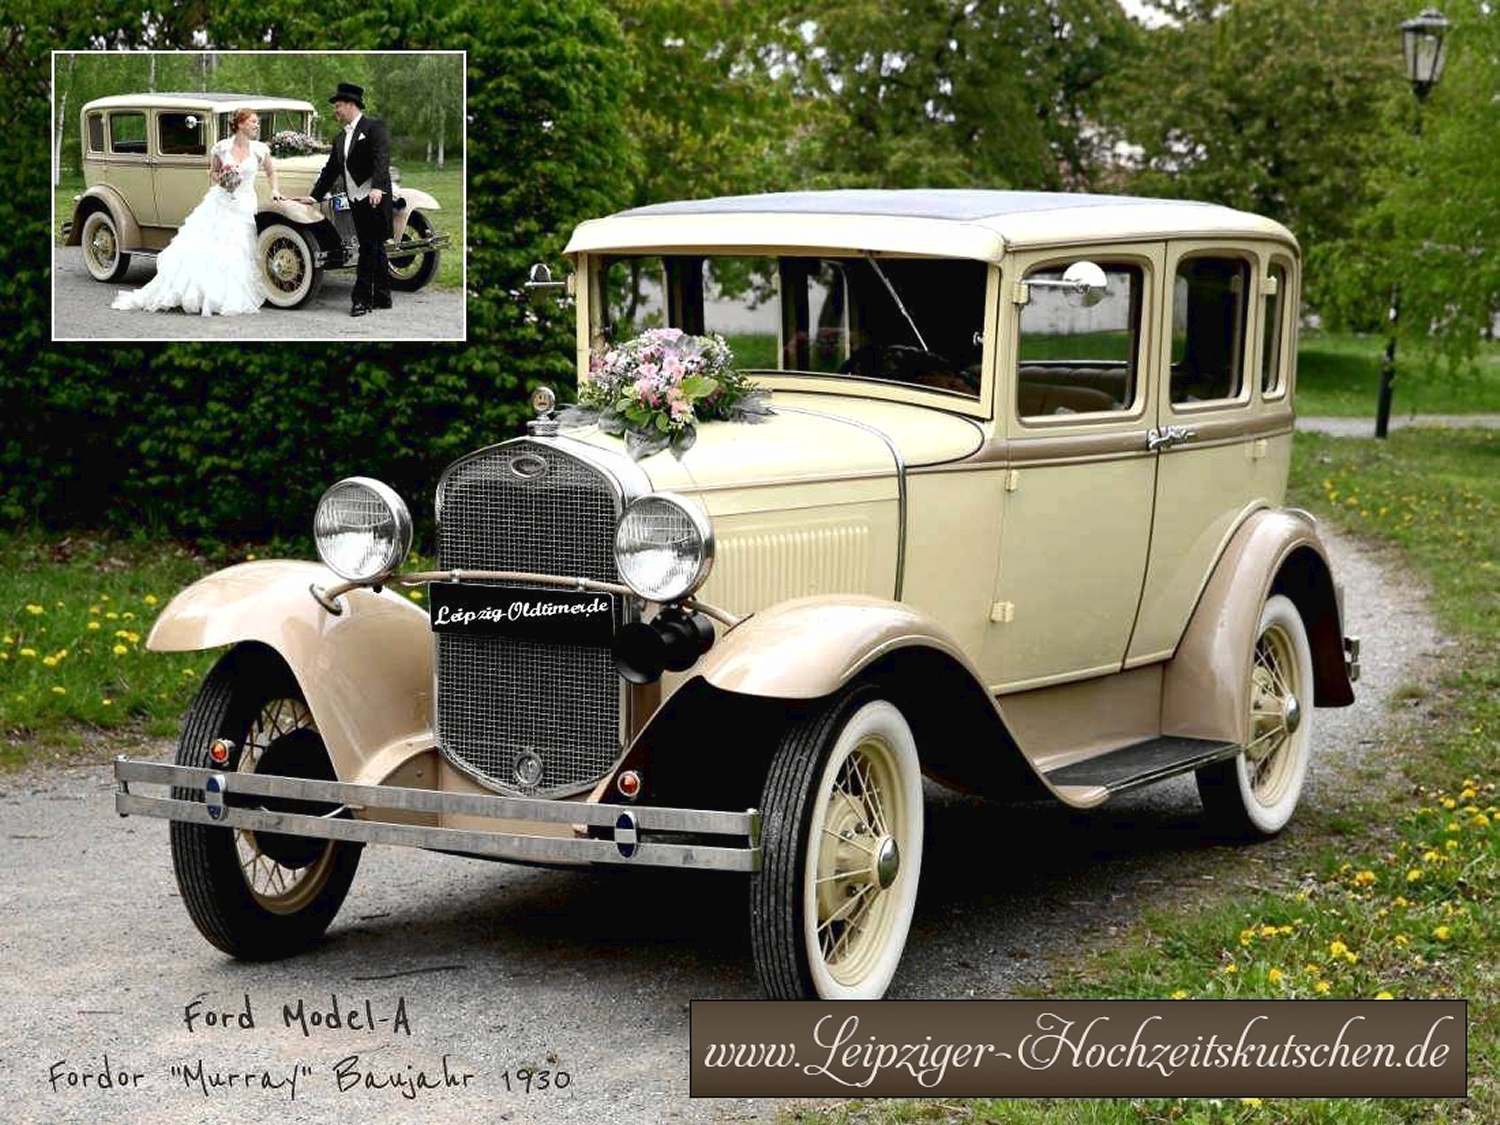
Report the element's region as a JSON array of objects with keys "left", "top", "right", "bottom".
[
  {"left": 874, "top": 836, "right": 900, "bottom": 889},
  {"left": 90, "top": 226, "right": 115, "bottom": 265},
  {"left": 1284, "top": 692, "right": 1302, "bottom": 734}
]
